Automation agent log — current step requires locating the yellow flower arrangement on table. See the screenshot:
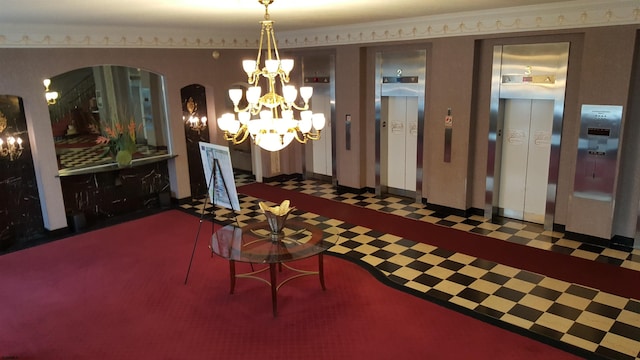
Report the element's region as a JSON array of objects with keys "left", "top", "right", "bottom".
[
  {"left": 259, "top": 200, "right": 295, "bottom": 235},
  {"left": 94, "top": 118, "right": 139, "bottom": 166}
]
